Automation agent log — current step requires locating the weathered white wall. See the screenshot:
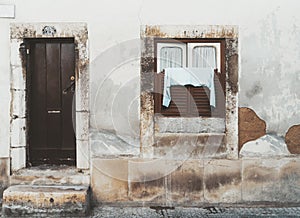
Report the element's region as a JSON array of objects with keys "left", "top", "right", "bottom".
[
  {"left": 240, "top": 5, "right": 300, "bottom": 135},
  {"left": 0, "top": 0, "right": 299, "bottom": 158}
]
